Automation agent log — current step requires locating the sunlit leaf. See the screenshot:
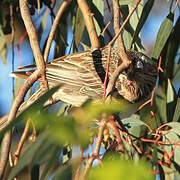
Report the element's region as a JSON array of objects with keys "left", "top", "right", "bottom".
[
  {"left": 0, "top": 25, "right": 7, "bottom": 64},
  {"left": 74, "top": 7, "right": 85, "bottom": 48},
  {"left": 88, "top": 159, "right": 153, "bottom": 180},
  {"left": 166, "top": 122, "right": 180, "bottom": 136},
  {"left": 164, "top": 132, "right": 180, "bottom": 165},
  {"left": 173, "top": 63, "right": 180, "bottom": 88},
  {"left": 152, "top": 13, "right": 174, "bottom": 60},
  {"left": 172, "top": 97, "right": 180, "bottom": 122},
  {"left": 50, "top": 116, "right": 89, "bottom": 148},
  {"left": 73, "top": 99, "right": 140, "bottom": 123}
]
